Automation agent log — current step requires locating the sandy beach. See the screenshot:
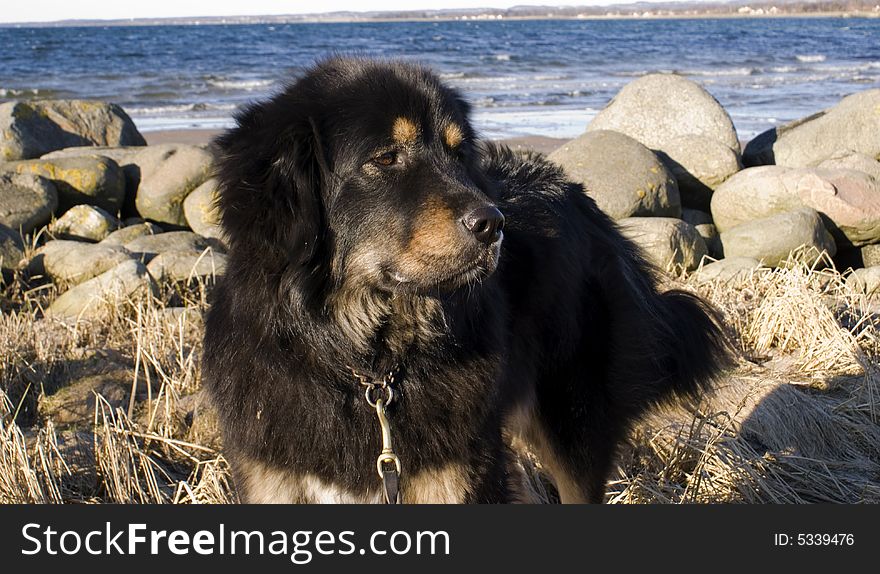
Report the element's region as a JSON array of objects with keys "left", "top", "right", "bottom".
[{"left": 144, "top": 128, "right": 568, "bottom": 155}]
